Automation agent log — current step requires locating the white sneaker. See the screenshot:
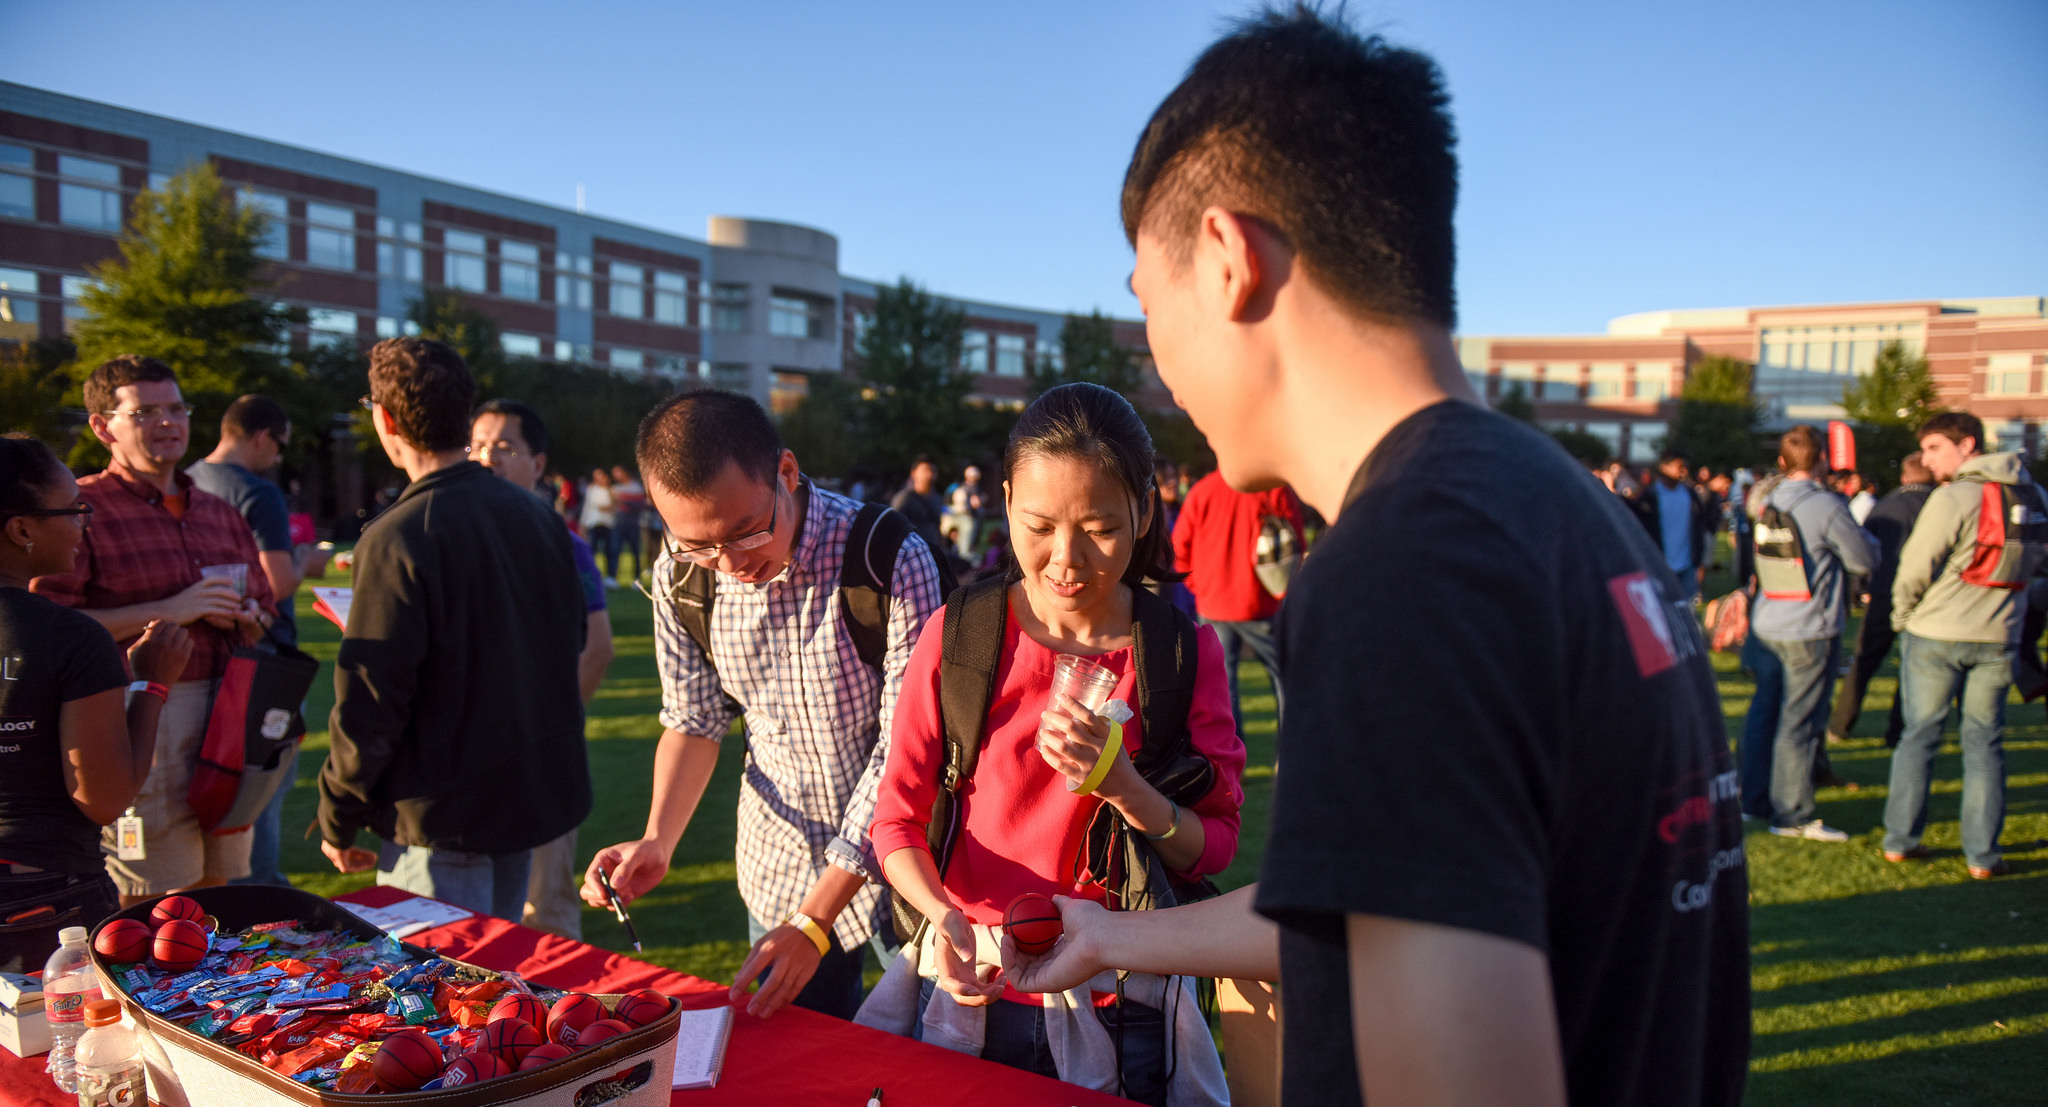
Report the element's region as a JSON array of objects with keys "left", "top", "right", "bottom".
[{"left": 1770, "top": 820, "right": 1849, "bottom": 843}]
